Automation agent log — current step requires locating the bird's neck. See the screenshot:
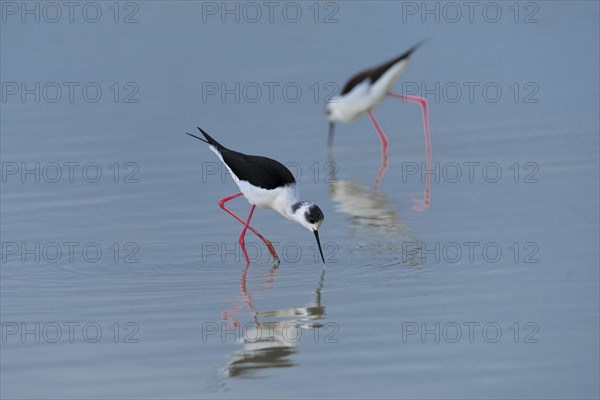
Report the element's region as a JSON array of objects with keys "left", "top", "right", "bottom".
[{"left": 272, "top": 185, "right": 301, "bottom": 220}]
